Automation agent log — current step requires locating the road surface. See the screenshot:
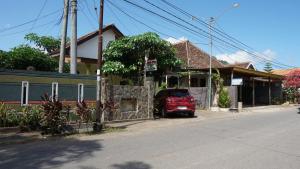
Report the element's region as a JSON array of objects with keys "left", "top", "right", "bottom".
[{"left": 1, "top": 107, "right": 300, "bottom": 169}]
